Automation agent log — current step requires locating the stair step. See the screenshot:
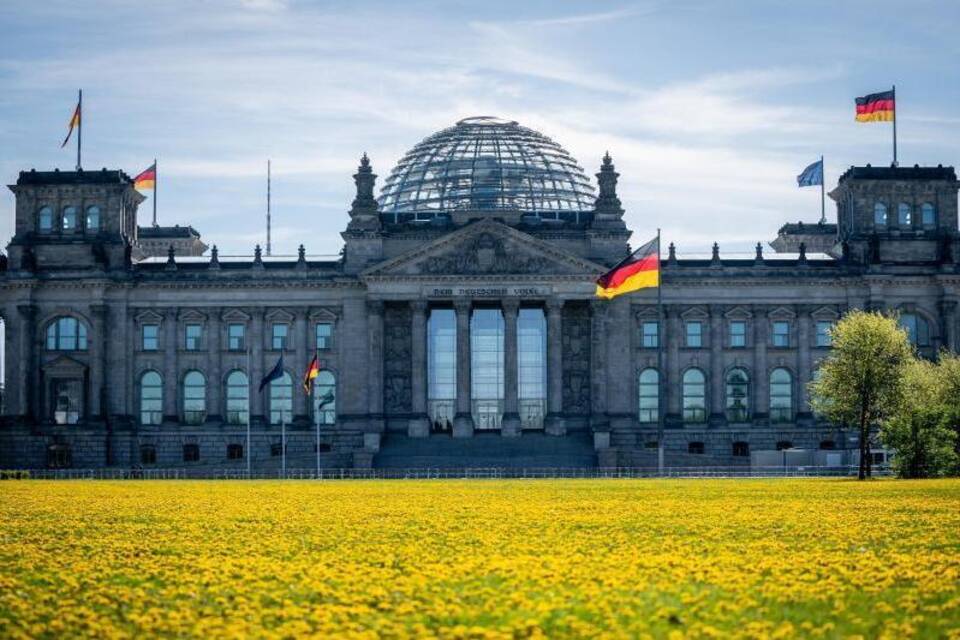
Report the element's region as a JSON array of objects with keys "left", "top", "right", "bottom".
[{"left": 373, "top": 432, "right": 598, "bottom": 469}]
